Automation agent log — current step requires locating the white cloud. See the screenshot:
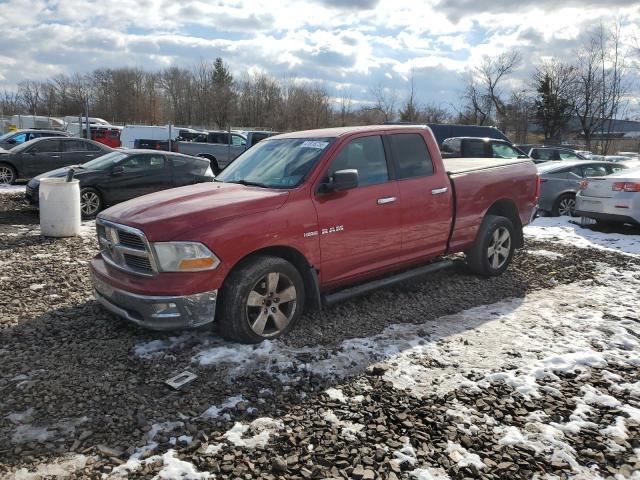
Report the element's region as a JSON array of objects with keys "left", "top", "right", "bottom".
[{"left": 0, "top": 0, "right": 638, "bottom": 111}]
